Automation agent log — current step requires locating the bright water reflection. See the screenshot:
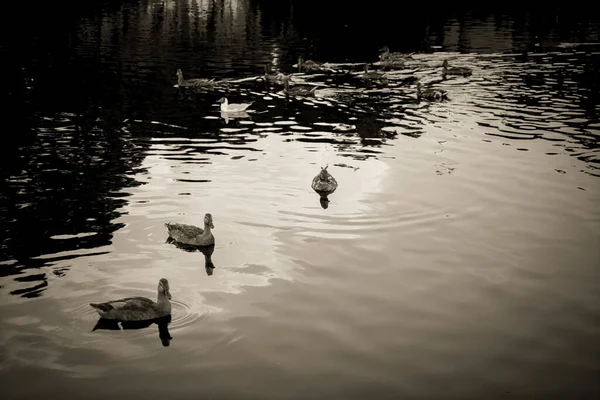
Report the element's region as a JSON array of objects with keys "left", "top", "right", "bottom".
[{"left": 1, "top": 1, "right": 599, "bottom": 399}]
